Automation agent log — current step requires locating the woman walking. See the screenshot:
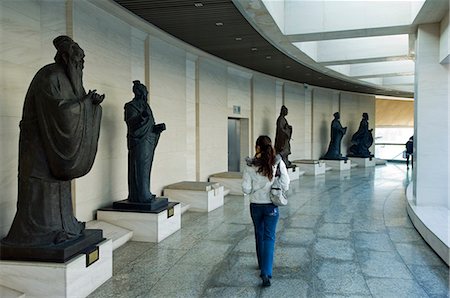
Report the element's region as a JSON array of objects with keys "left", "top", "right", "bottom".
[{"left": 242, "top": 135, "right": 290, "bottom": 287}]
